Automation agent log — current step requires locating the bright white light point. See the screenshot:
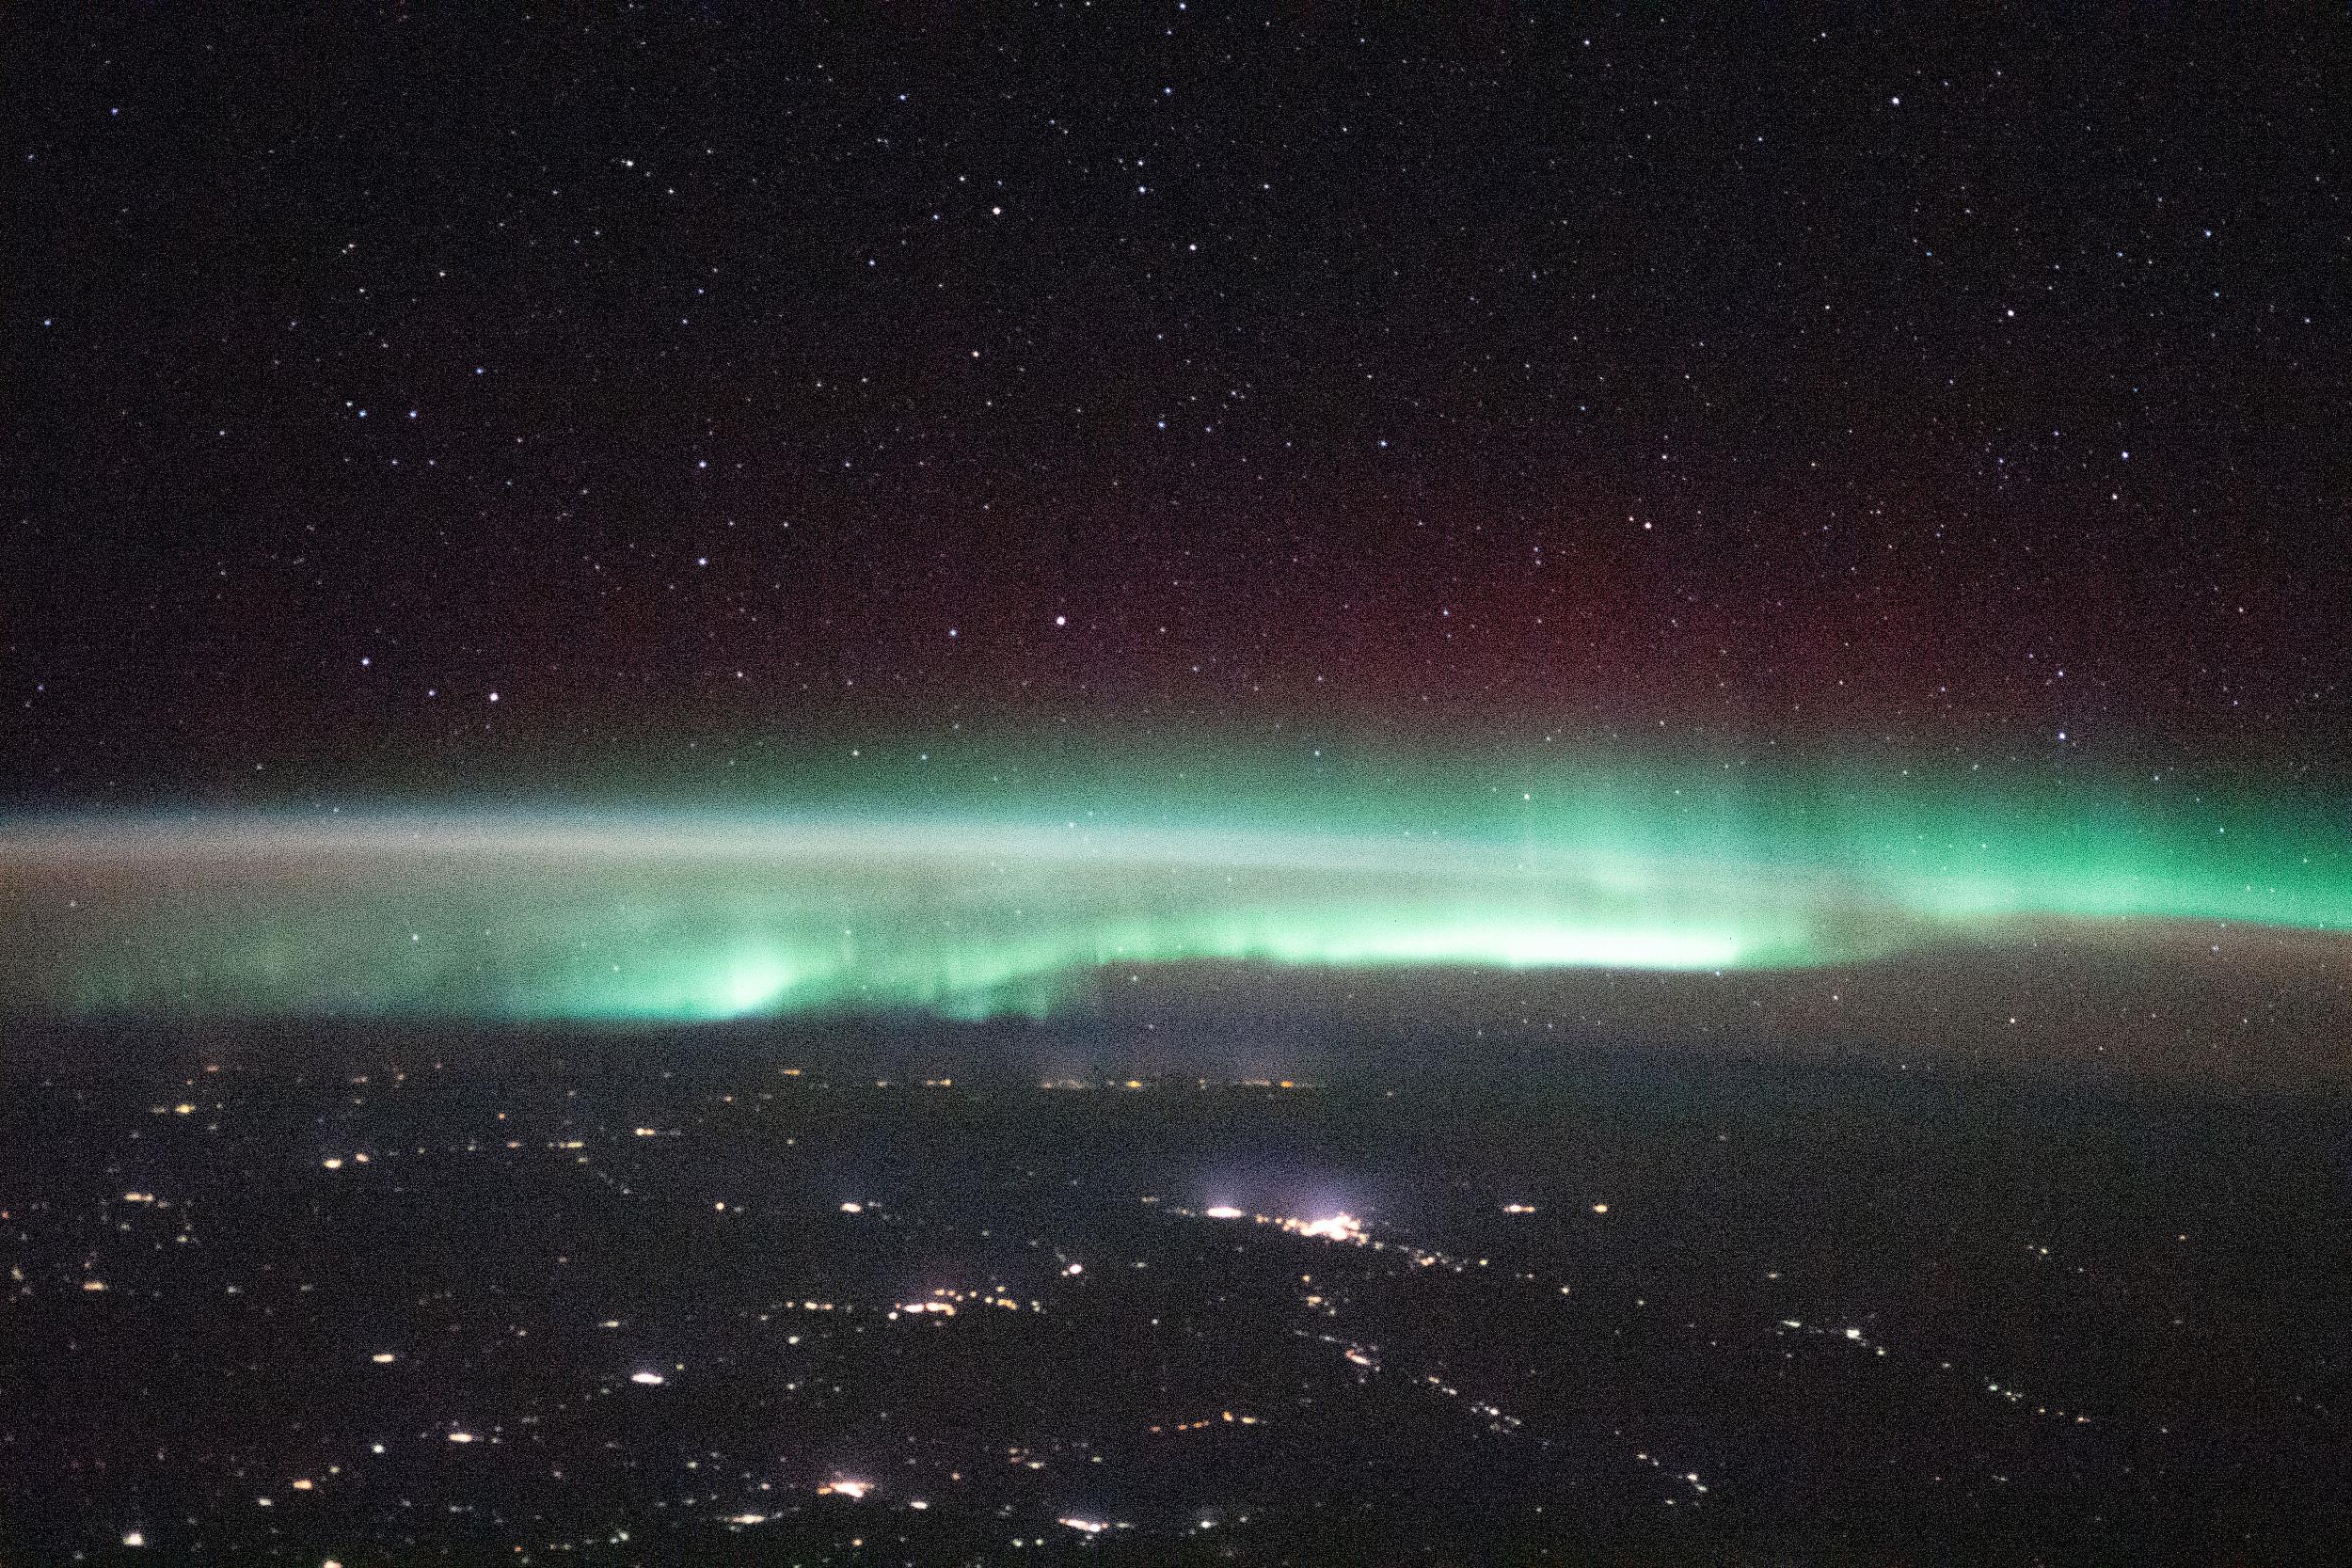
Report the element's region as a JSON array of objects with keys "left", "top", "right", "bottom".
[
  {"left": 1203, "top": 1205, "right": 1245, "bottom": 1220},
  {"left": 1844, "top": 1327, "right": 1863, "bottom": 1340},
  {"left": 1591, "top": 1202, "right": 1610, "bottom": 1213},
  {"left": 839, "top": 1200, "right": 864, "bottom": 1213},
  {"left": 1055, "top": 614, "right": 1067, "bottom": 626},
  {"left": 370, "top": 1352, "right": 396, "bottom": 1364},
  {"left": 630, "top": 1370, "right": 665, "bottom": 1386},
  {"left": 910, "top": 1499, "right": 930, "bottom": 1511},
  {"left": 446, "top": 1432, "right": 475, "bottom": 1444},
  {"left": 1295, "top": 1212, "right": 1364, "bottom": 1243},
  {"left": 123, "top": 1531, "right": 146, "bottom": 1547},
  {"left": 486, "top": 691, "right": 499, "bottom": 703},
  {"left": 1502, "top": 1202, "right": 1537, "bottom": 1213},
  {"left": 321, "top": 1157, "right": 343, "bottom": 1170},
  {"left": 1059, "top": 1517, "right": 1107, "bottom": 1534},
  {"left": 819, "top": 1479, "right": 871, "bottom": 1500},
  {"left": 1062, "top": 1261, "right": 1083, "bottom": 1275},
  {"left": 725, "top": 1513, "right": 767, "bottom": 1526}
]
